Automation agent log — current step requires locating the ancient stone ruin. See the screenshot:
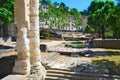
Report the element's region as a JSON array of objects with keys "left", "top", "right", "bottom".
[{"left": 12, "top": 0, "right": 45, "bottom": 79}]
